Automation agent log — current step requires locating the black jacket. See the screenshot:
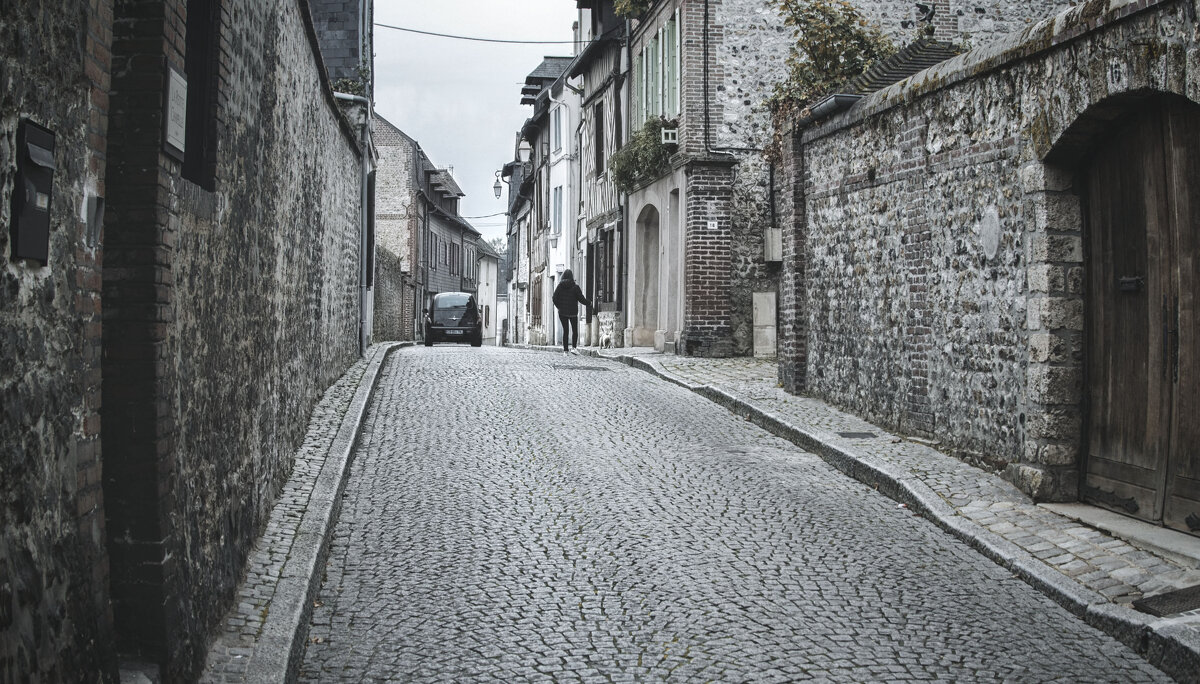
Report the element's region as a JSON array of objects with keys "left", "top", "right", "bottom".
[{"left": 552, "top": 276, "right": 590, "bottom": 317}]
